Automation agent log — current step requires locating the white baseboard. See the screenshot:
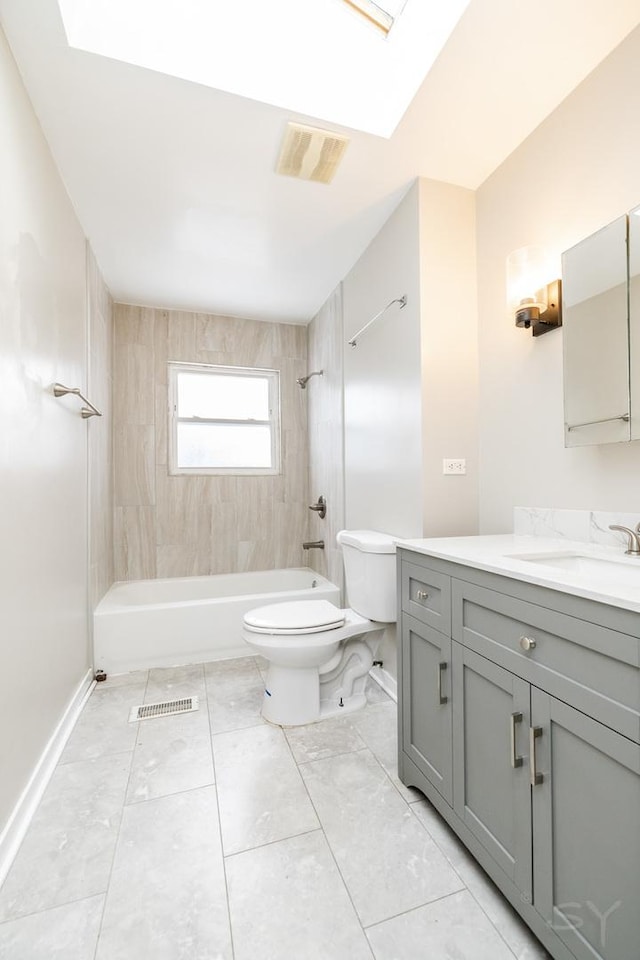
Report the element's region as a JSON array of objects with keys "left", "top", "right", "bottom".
[
  {"left": 0, "top": 668, "right": 95, "bottom": 887},
  {"left": 369, "top": 665, "right": 397, "bottom": 703}
]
